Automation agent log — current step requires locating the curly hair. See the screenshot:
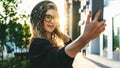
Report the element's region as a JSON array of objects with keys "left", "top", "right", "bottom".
[{"left": 29, "top": 1, "right": 65, "bottom": 48}]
